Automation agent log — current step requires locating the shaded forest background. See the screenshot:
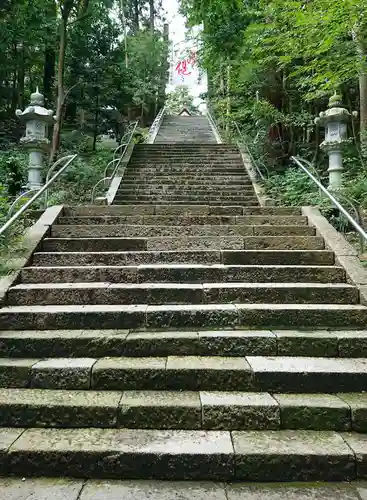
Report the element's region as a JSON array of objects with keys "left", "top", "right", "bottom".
[{"left": 0, "top": 0, "right": 170, "bottom": 213}]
